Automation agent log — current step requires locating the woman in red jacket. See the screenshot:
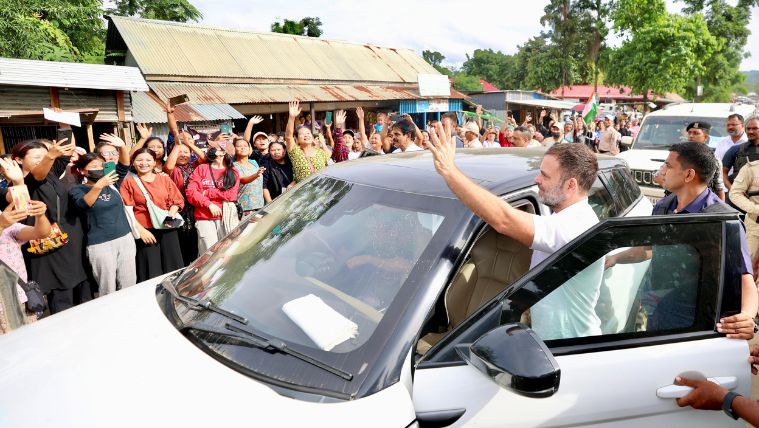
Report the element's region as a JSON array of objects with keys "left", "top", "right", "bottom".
[{"left": 186, "top": 146, "right": 240, "bottom": 254}]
